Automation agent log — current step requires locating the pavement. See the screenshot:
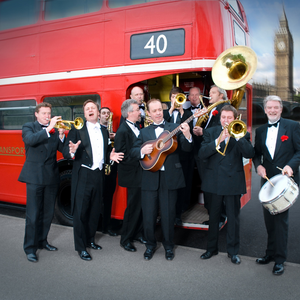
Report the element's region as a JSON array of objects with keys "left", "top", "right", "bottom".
[{"left": 1, "top": 214, "right": 300, "bottom": 300}]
